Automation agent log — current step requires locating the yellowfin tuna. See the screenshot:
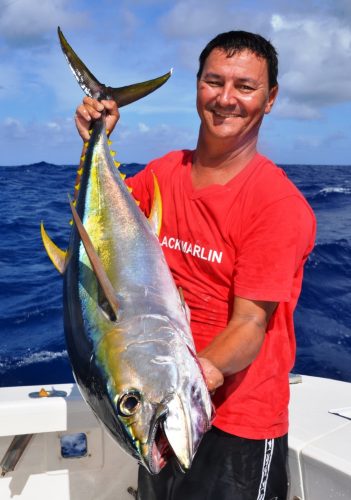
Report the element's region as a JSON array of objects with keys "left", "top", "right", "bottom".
[{"left": 41, "top": 28, "right": 213, "bottom": 474}]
